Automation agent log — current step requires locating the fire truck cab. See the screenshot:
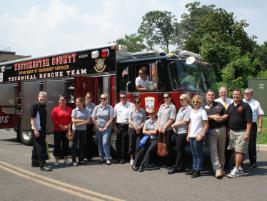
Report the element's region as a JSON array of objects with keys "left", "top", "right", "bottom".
[{"left": 0, "top": 44, "right": 214, "bottom": 145}]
